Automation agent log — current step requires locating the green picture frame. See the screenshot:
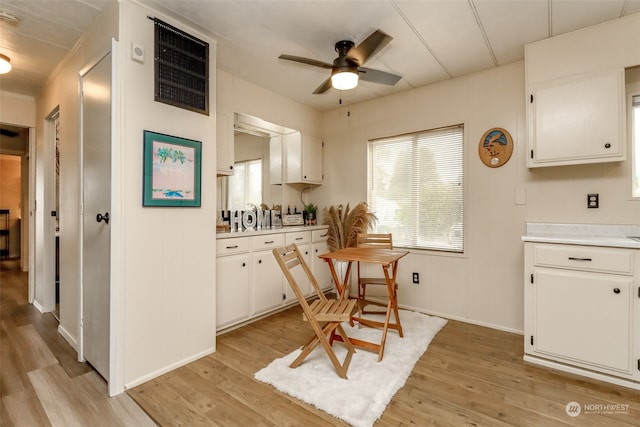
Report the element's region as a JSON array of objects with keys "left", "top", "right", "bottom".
[{"left": 143, "top": 130, "right": 202, "bottom": 207}]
